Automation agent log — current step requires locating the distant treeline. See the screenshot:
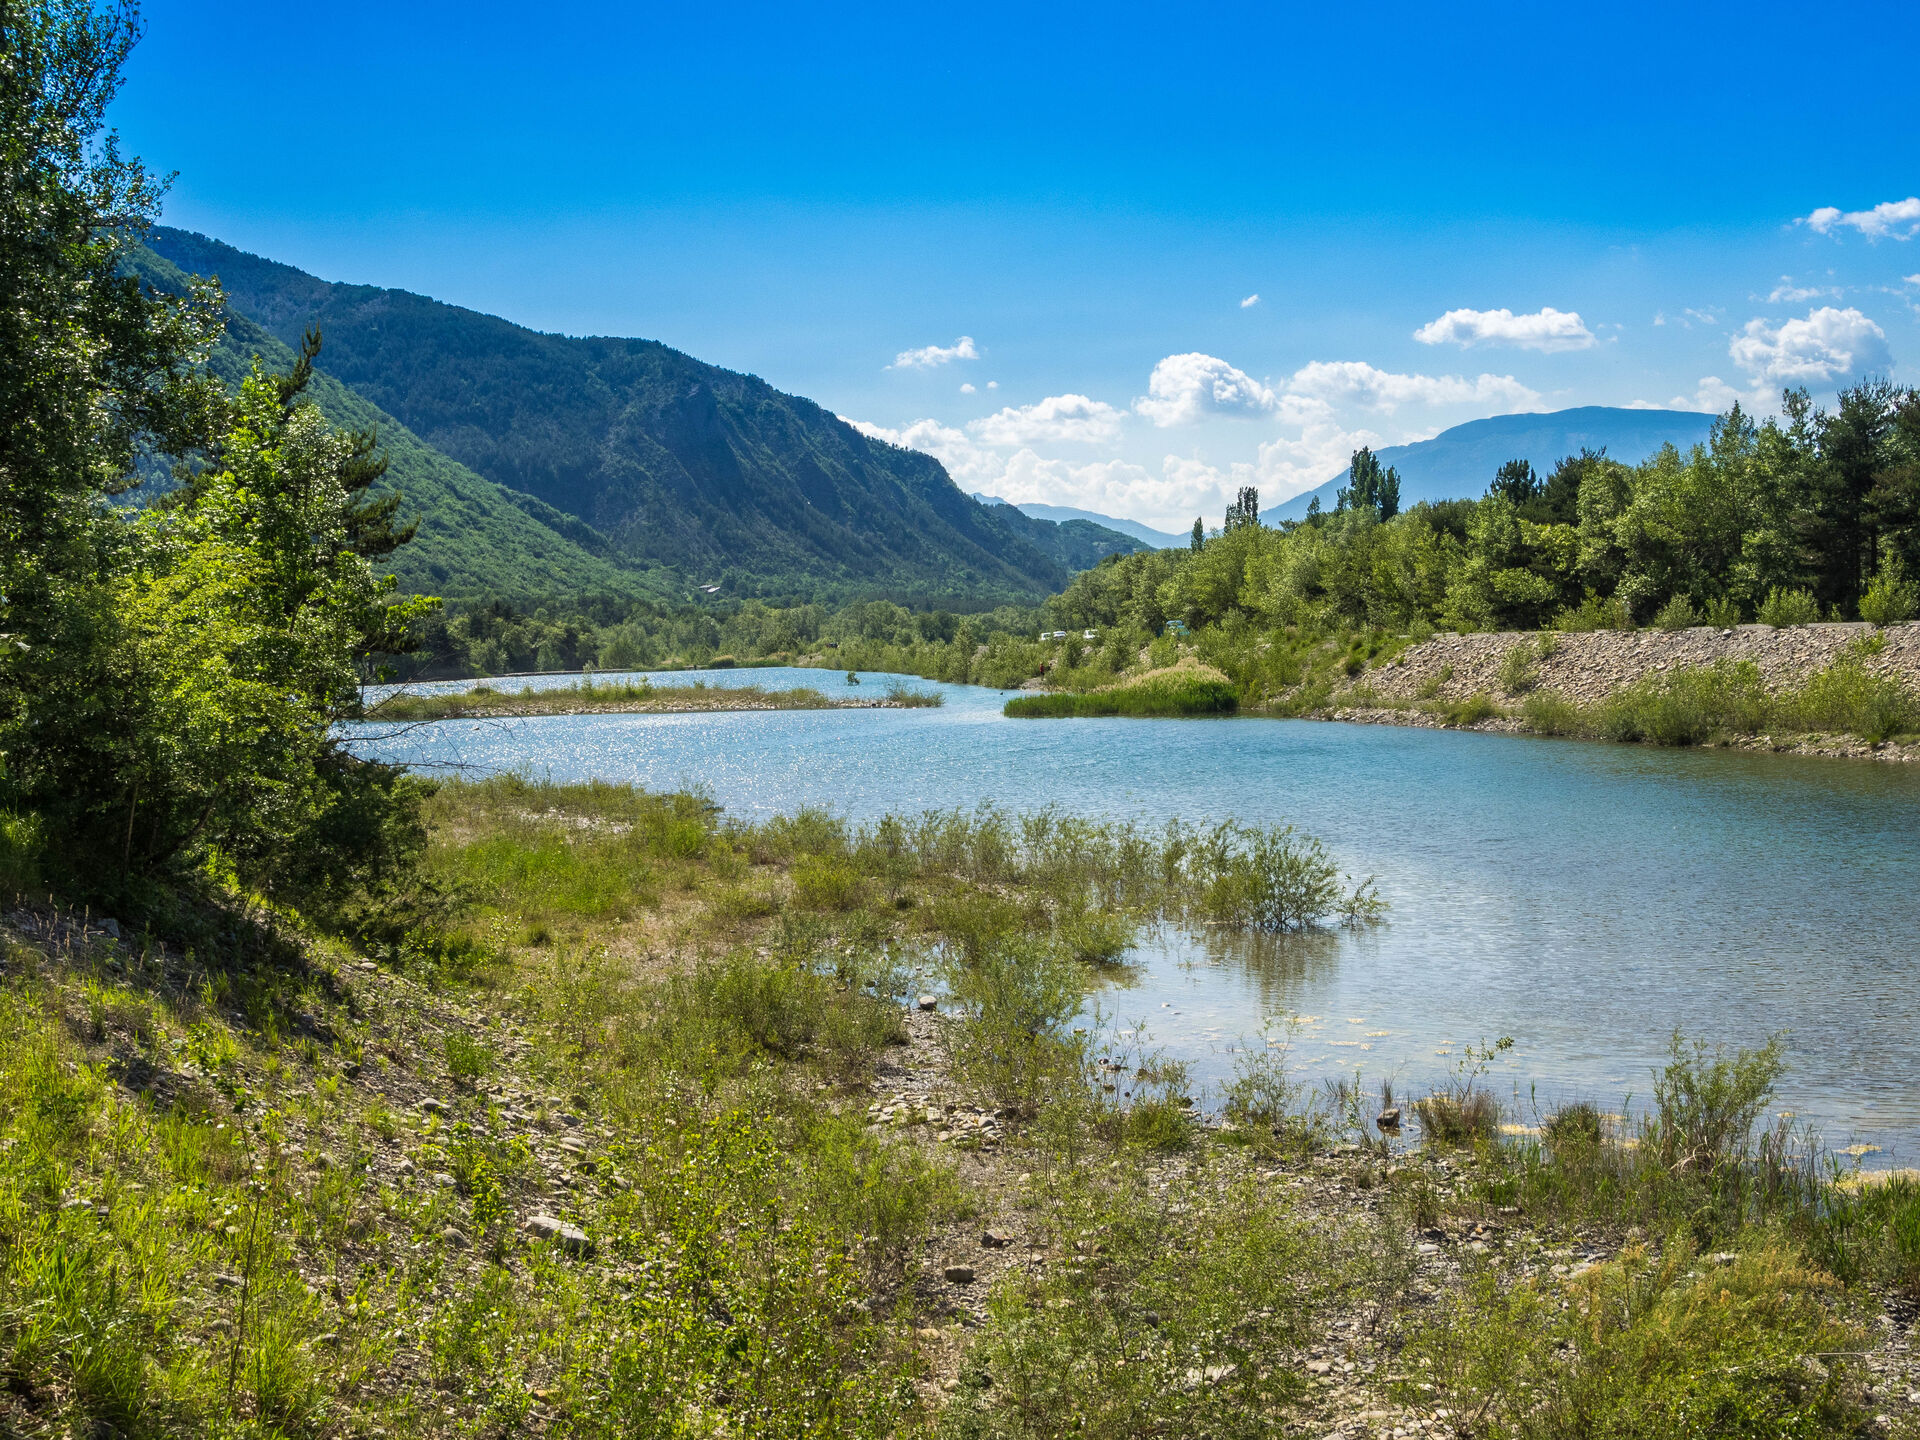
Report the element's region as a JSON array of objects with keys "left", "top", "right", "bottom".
[{"left": 404, "top": 385, "right": 1920, "bottom": 688}]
